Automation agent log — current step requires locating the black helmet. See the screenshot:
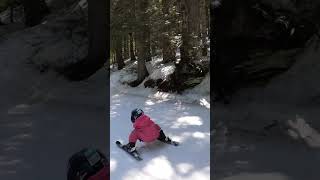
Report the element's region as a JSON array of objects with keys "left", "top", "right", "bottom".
[
  {"left": 67, "top": 148, "right": 108, "bottom": 180},
  {"left": 131, "top": 108, "right": 144, "bottom": 123}
]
